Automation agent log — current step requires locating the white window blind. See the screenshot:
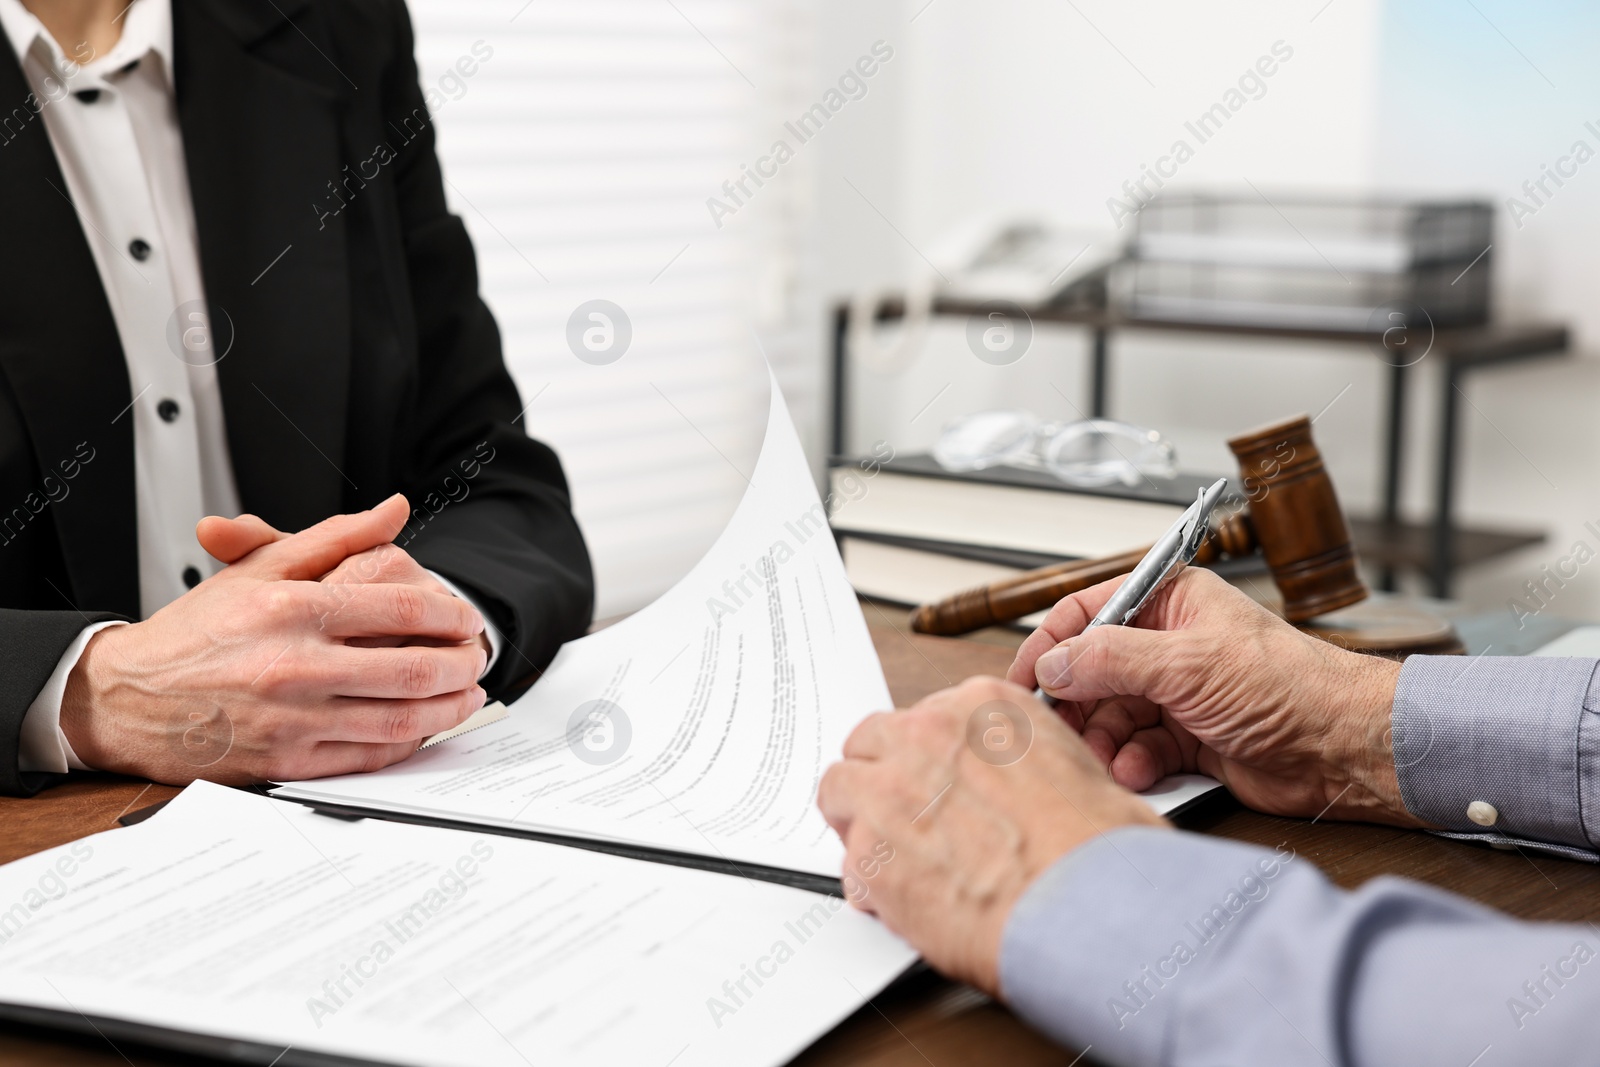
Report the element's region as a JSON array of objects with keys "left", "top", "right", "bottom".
[{"left": 410, "top": 0, "right": 818, "bottom": 618}]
